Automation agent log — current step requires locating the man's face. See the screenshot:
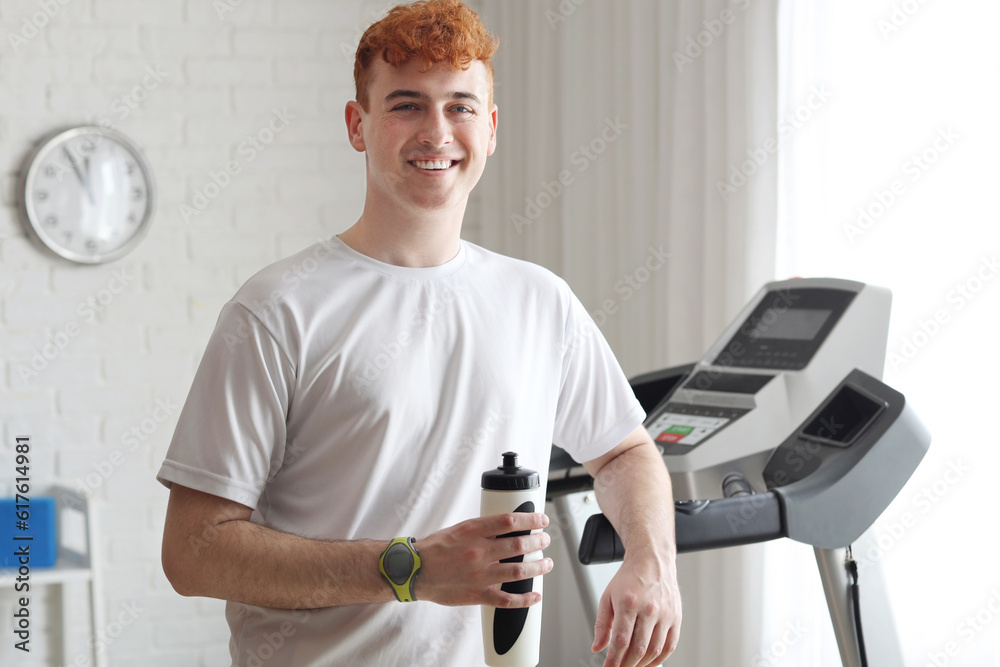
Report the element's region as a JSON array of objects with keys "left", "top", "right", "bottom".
[{"left": 346, "top": 58, "right": 498, "bottom": 216}]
